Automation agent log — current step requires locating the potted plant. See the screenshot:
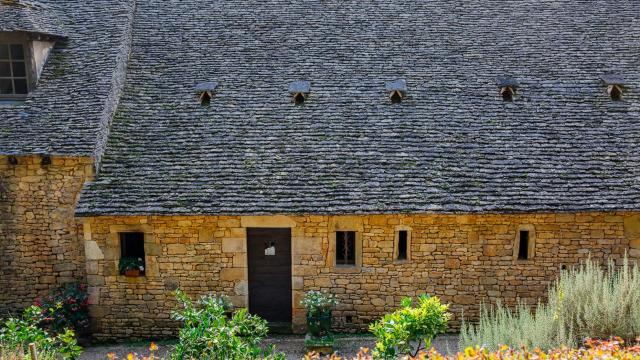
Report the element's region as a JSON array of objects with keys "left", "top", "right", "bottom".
[
  {"left": 301, "top": 290, "right": 338, "bottom": 354},
  {"left": 119, "top": 257, "right": 145, "bottom": 277}
]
